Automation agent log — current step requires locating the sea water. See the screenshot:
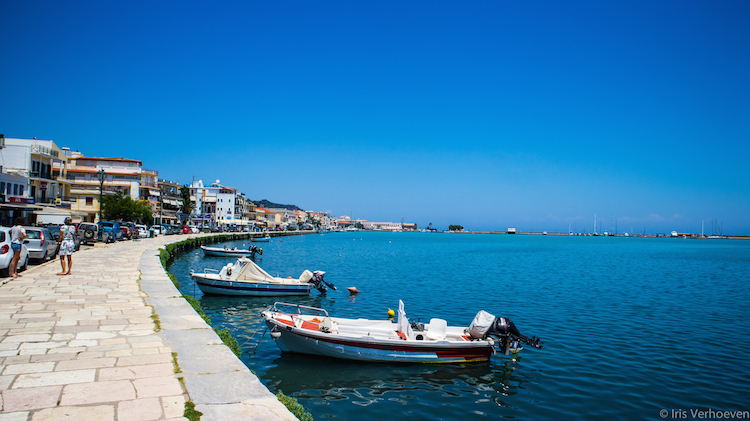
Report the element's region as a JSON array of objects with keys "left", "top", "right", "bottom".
[{"left": 167, "top": 232, "right": 750, "bottom": 420}]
